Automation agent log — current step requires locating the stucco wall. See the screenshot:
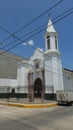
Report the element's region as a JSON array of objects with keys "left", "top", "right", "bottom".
[
  {"left": 44, "top": 52, "right": 63, "bottom": 93},
  {"left": 0, "top": 78, "right": 17, "bottom": 93},
  {"left": 0, "top": 51, "right": 24, "bottom": 79},
  {"left": 44, "top": 55, "right": 53, "bottom": 93},
  {"left": 63, "top": 70, "right": 73, "bottom": 90},
  {"left": 17, "top": 62, "right": 29, "bottom": 93},
  {"left": 0, "top": 78, "right": 17, "bottom": 87}
]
